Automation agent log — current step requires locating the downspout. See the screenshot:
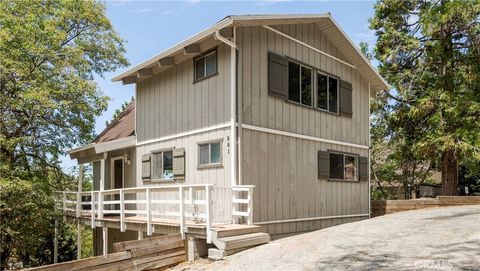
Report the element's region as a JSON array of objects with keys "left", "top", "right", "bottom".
[
  {"left": 368, "top": 83, "right": 371, "bottom": 218},
  {"left": 214, "top": 27, "right": 238, "bottom": 187}
]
